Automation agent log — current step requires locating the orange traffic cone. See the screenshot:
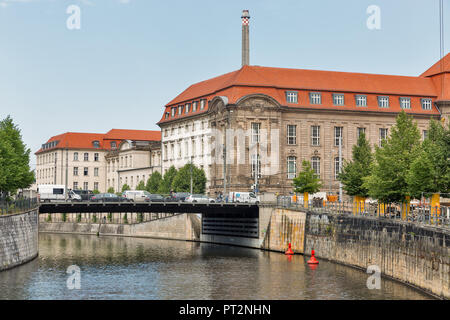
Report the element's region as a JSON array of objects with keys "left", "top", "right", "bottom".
[
  {"left": 307, "top": 249, "right": 319, "bottom": 264},
  {"left": 285, "top": 243, "right": 294, "bottom": 255}
]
